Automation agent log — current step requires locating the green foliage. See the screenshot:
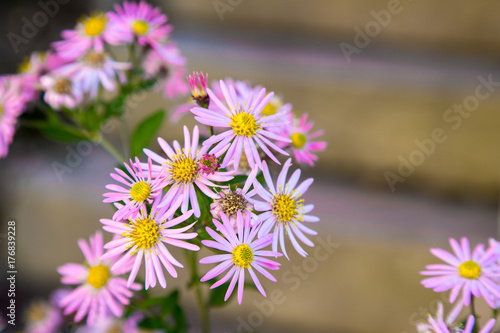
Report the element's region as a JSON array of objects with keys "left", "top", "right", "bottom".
[
  {"left": 134, "top": 289, "right": 187, "bottom": 333},
  {"left": 130, "top": 109, "right": 165, "bottom": 158}
]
